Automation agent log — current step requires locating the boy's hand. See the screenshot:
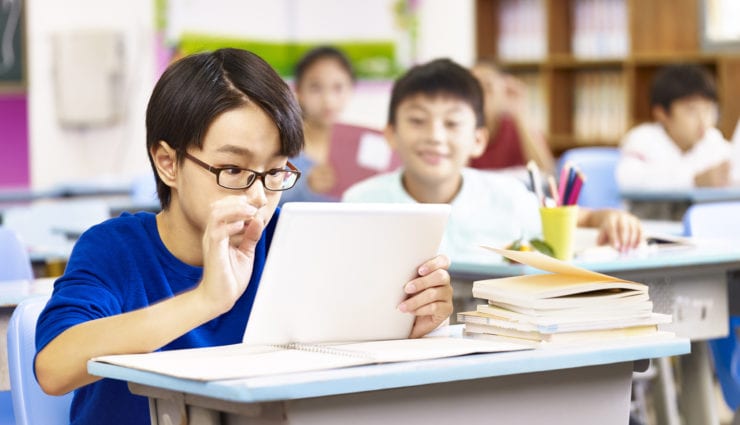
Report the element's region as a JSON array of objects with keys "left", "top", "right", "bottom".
[
  {"left": 399, "top": 255, "right": 453, "bottom": 338},
  {"left": 199, "top": 196, "right": 266, "bottom": 315},
  {"left": 595, "top": 210, "right": 643, "bottom": 252},
  {"left": 307, "top": 163, "right": 336, "bottom": 193},
  {"left": 695, "top": 160, "right": 731, "bottom": 188}
]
